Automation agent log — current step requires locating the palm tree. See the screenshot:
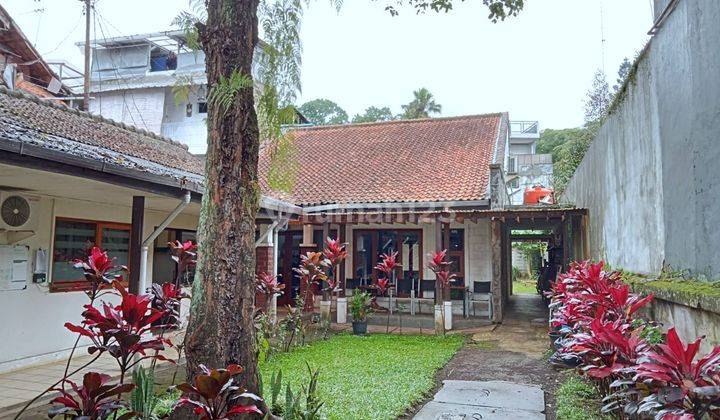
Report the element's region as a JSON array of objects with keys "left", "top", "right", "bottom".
[{"left": 401, "top": 88, "right": 442, "bottom": 119}]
